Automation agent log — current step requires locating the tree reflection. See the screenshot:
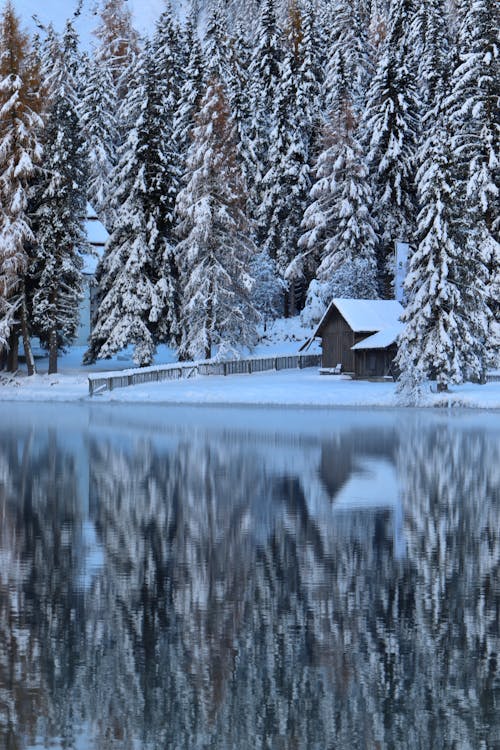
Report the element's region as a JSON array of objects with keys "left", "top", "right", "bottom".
[{"left": 0, "top": 411, "right": 498, "bottom": 748}]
